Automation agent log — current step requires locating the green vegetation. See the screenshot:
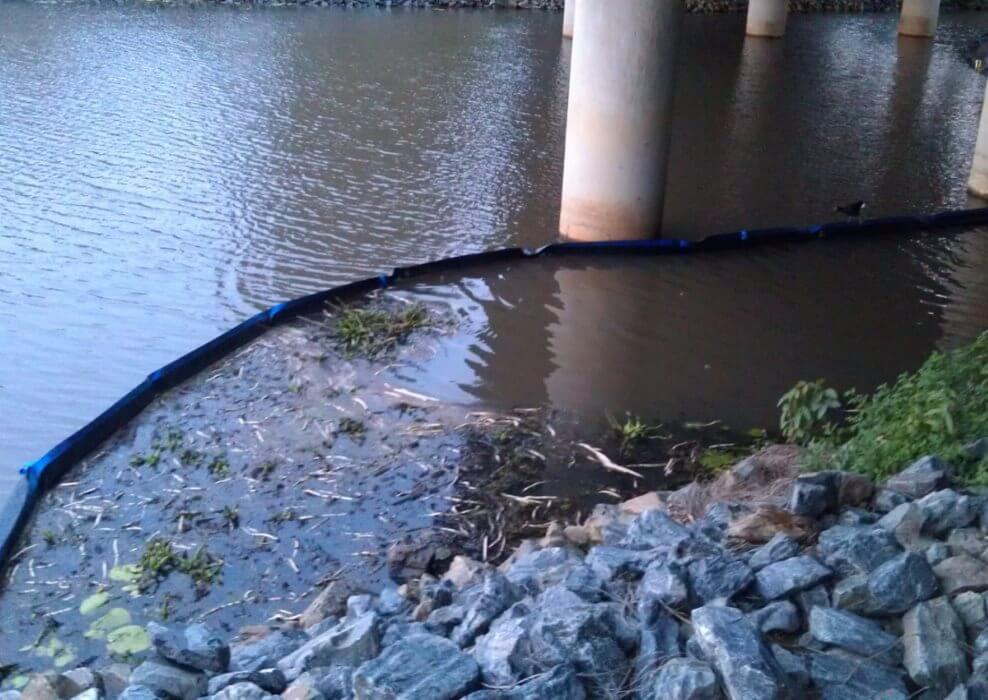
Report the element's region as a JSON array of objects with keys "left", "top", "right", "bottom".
[
  {"left": 136, "top": 538, "right": 223, "bottom": 592},
  {"left": 607, "top": 412, "right": 662, "bottom": 454},
  {"left": 333, "top": 303, "right": 430, "bottom": 358},
  {"left": 777, "top": 379, "right": 845, "bottom": 445},
  {"left": 207, "top": 455, "right": 230, "bottom": 478},
  {"left": 221, "top": 505, "right": 240, "bottom": 529},
  {"left": 786, "top": 332, "right": 988, "bottom": 485}
]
